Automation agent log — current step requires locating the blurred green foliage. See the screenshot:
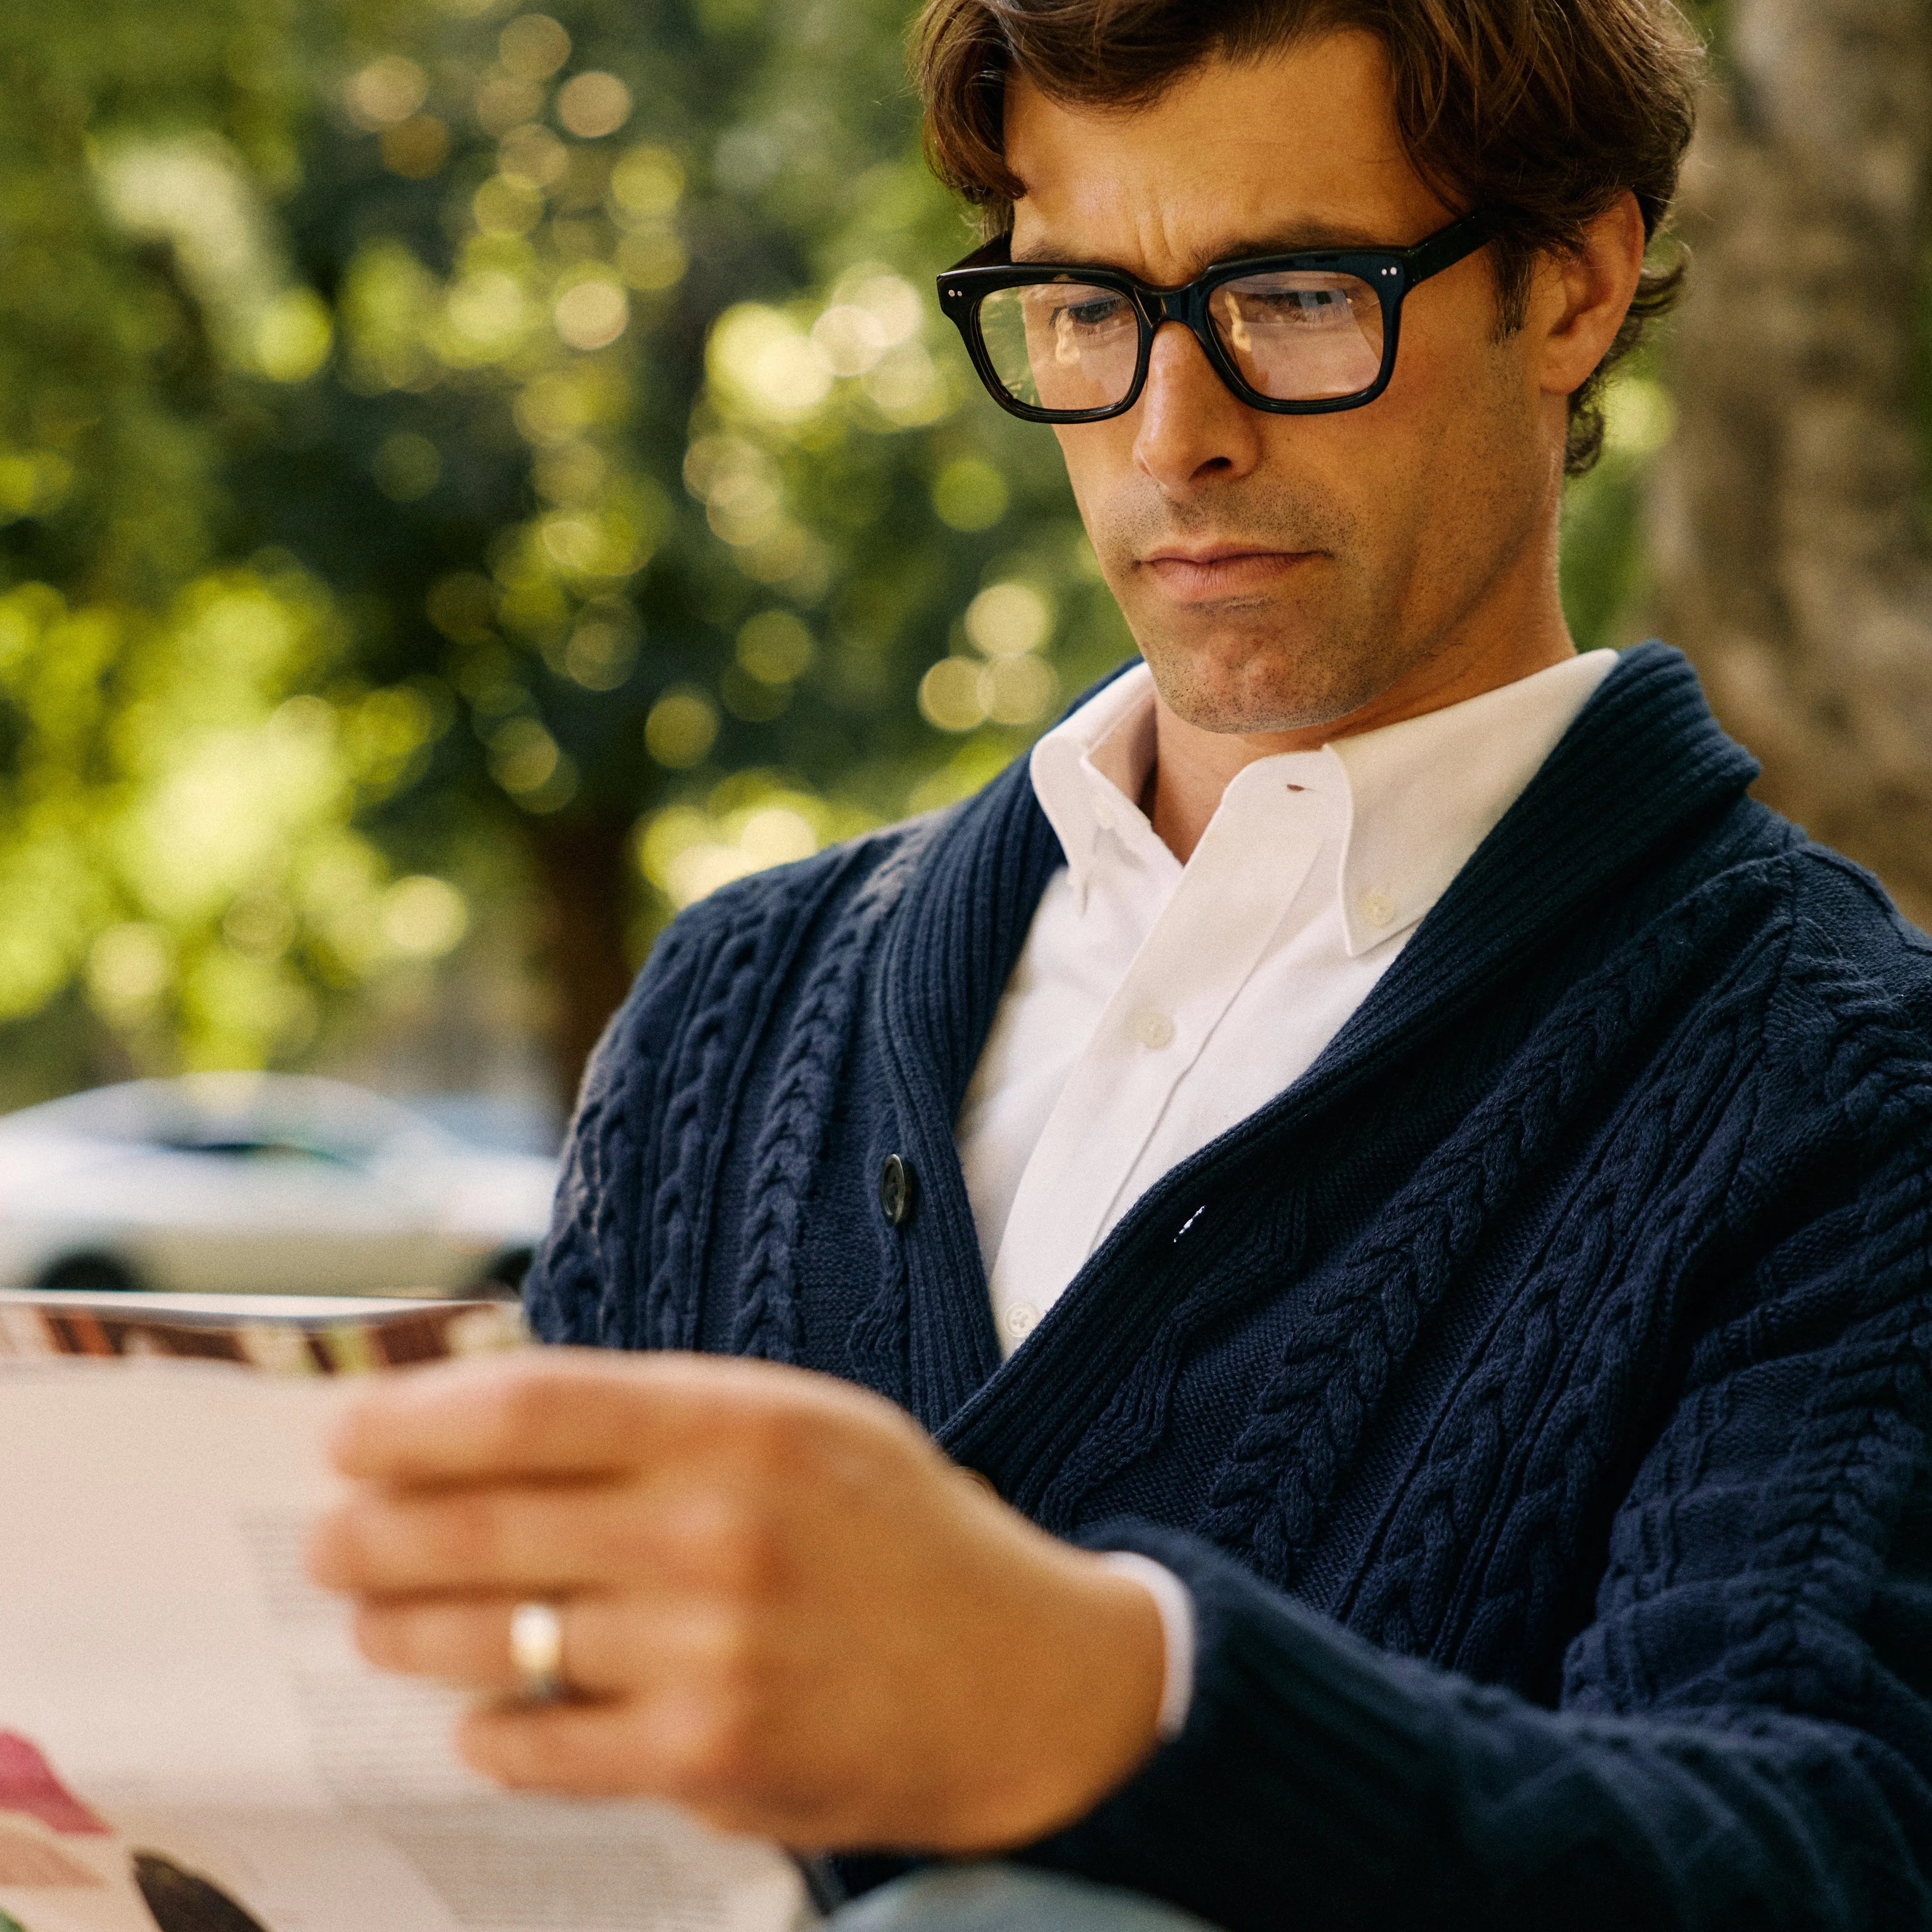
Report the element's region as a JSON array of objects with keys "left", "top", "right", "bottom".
[
  {"left": 1559, "top": 360, "right": 1678, "bottom": 654},
  {"left": 0, "top": 0, "right": 1665, "bottom": 1092},
  {"left": 0, "top": 0, "right": 1137, "bottom": 1089}
]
